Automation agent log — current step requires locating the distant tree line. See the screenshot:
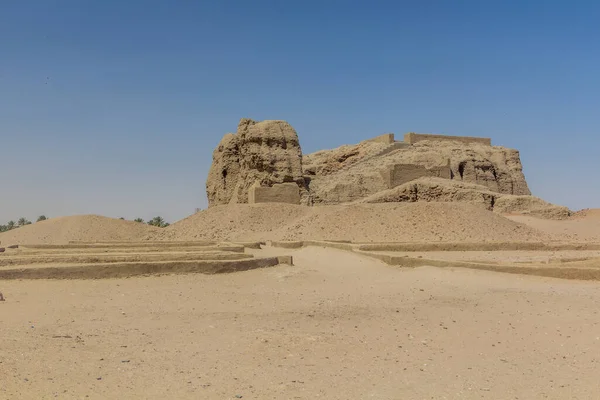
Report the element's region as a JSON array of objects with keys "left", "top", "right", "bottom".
[
  {"left": 131, "top": 216, "right": 170, "bottom": 228},
  {"left": 116, "top": 217, "right": 170, "bottom": 228},
  {"left": 0, "top": 215, "right": 47, "bottom": 232},
  {"left": 1, "top": 214, "right": 171, "bottom": 233}
]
